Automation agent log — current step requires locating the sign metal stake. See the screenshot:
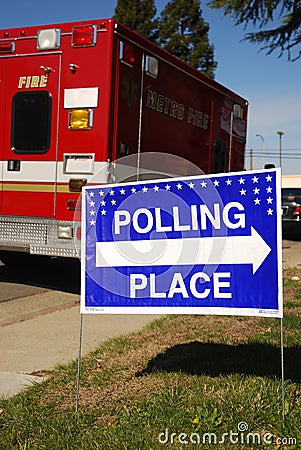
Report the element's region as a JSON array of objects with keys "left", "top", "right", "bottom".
[
  {"left": 75, "top": 313, "right": 83, "bottom": 413},
  {"left": 280, "top": 317, "right": 285, "bottom": 424}
]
